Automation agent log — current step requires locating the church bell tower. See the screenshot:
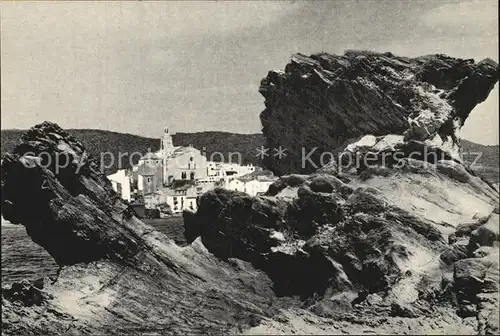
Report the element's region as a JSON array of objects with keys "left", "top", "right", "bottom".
[
  {"left": 161, "top": 127, "right": 174, "bottom": 157},
  {"left": 161, "top": 127, "right": 174, "bottom": 185}
]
